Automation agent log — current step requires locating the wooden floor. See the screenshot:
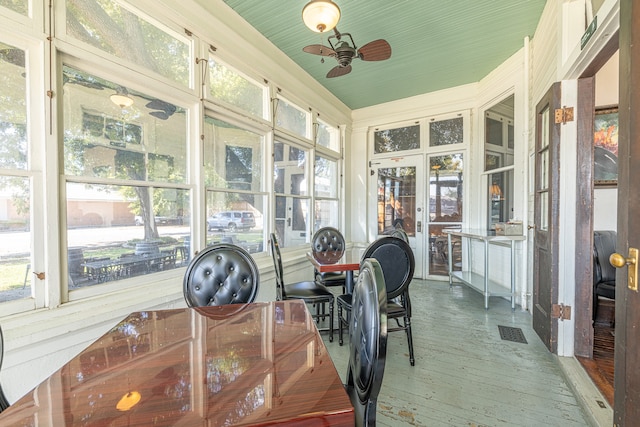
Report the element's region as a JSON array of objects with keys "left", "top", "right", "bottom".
[
  {"left": 576, "top": 300, "right": 615, "bottom": 406},
  {"left": 322, "top": 279, "right": 590, "bottom": 426}
]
